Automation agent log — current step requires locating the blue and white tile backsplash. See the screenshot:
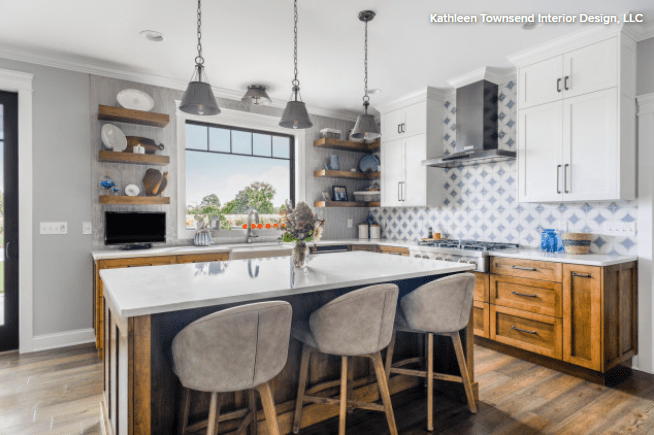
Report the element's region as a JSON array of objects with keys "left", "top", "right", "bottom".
[{"left": 371, "top": 80, "right": 638, "bottom": 256}]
